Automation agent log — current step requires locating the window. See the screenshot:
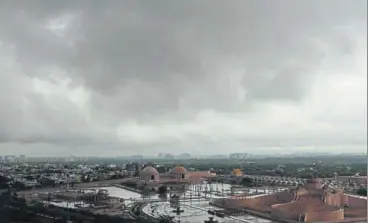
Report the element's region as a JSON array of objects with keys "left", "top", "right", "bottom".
[
  {"left": 181, "top": 174, "right": 185, "bottom": 179},
  {"left": 151, "top": 175, "right": 154, "bottom": 180}
]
